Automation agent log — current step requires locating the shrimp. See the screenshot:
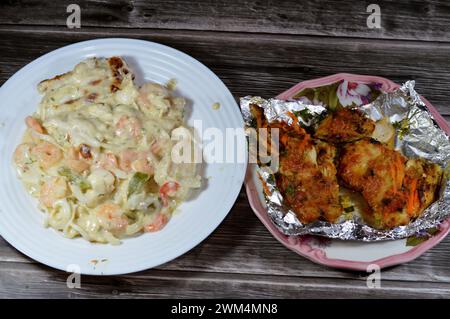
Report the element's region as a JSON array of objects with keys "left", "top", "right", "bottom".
[
  {"left": 144, "top": 213, "right": 168, "bottom": 232},
  {"left": 159, "top": 181, "right": 180, "bottom": 206},
  {"left": 65, "top": 146, "right": 90, "bottom": 173},
  {"left": 151, "top": 140, "right": 162, "bottom": 156},
  {"left": 39, "top": 177, "right": 68, "bottom": 208},
  {"left": 94, "top": 152, "right": 118, "bottom": 171},
  {"left": 118, "top": 150, "right": 153, "bottom": 174},
  {"left": 115, "top": 115, "right": 142, "bottom": 139},
  {"left": 65, "top": 159, "right": 90, "bottom": 173},
  {"left": 31, "top": 141, "right": 62, "bottom": 169},
  {"left": 96, "top": 203, "right": 128, "bottom": 233},
  {"left": 118, "top": 149, "right": 138, "bottom": 172},
  {"left": 25, "top": 116, "right": 46, "bottom": 134},
  {"left": 13, "top": 143, "right": 33, "bottom": 169},
  {"left": 136, "top": 83, "right": 169, "bottom": 109},
  {"left": 132, "top": 158, "right": 154, "bottom": 175}
]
